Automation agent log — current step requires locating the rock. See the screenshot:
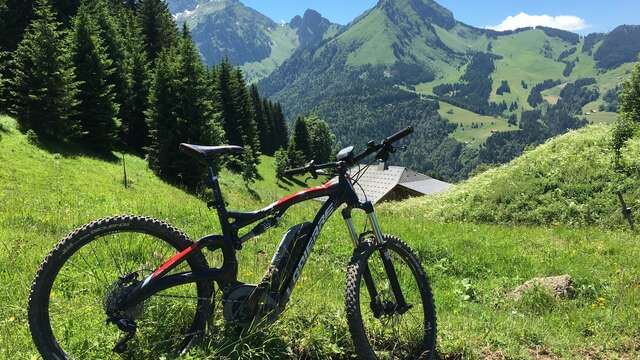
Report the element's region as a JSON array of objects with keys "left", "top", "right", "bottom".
[{"left": 510, "top": 275, "right": 575, "bottom": 300}]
